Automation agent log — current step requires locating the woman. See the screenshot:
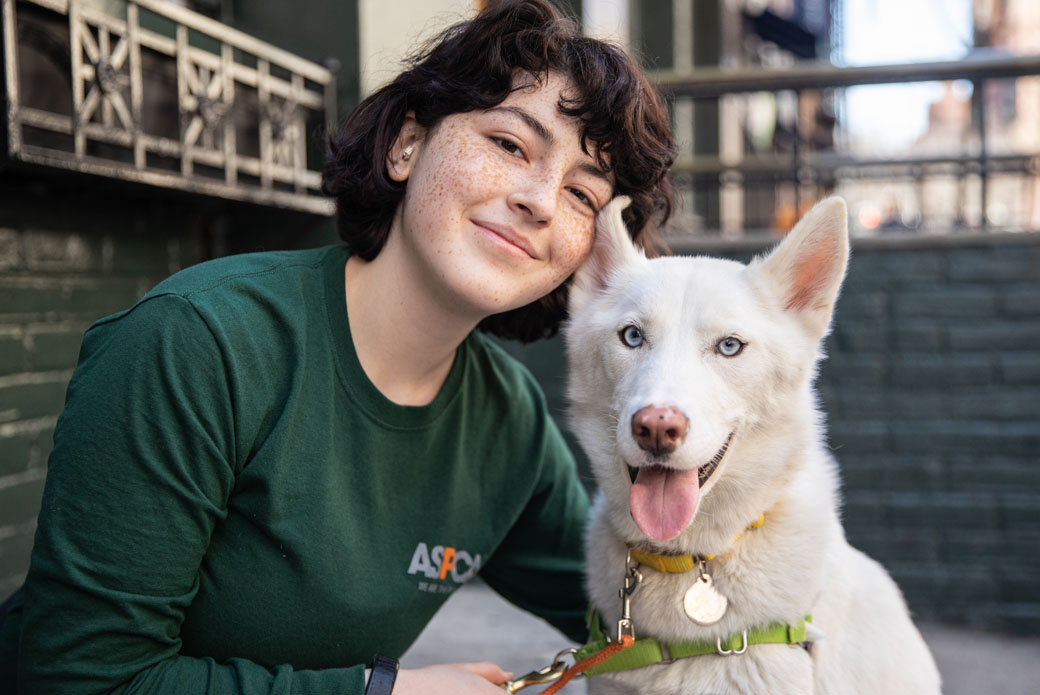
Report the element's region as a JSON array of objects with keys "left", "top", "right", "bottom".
[{"left": 0, "top": 1, "right": 675, "bottom": 693}]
